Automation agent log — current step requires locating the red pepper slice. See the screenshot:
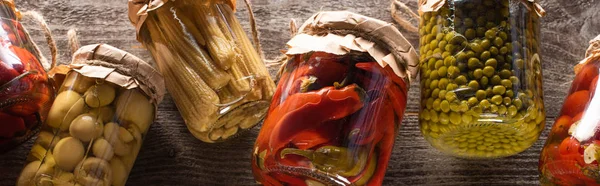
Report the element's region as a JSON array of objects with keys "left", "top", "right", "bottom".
[
  {"left": 549, "top": 115, "right": 572, "bottom": 142},
  {"left": 367, "top": 102, "right": 397, "bottom": 186},
  {"left": 355, "top": 62, "right": 408, "bottom": 94},
  {"left": 558, "top": 137, "right": 581, "bottom": 156},
  {"left": 0, "top": 61, "right": 19, "bottom": 85},
  {"left": 347, "top": 96, "right": 388, "bottom": 145},
  {"left": 545, "top": 160, "right": 588, "bottom": 185},
  {"left": 355, "top": 62, "right": 407, "bottom": 120},
  {"left": 268, "top": 84, "right": 365, "bottom": 151},
  {"left": 291, "top": 119, "right": 344, "bottom": 150}
]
